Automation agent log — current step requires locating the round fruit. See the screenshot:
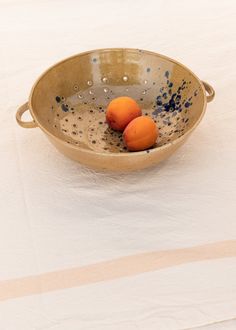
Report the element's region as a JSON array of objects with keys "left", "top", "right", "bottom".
[
  {"left": 123, "top": 116, "right": 159, "bottom": 151},
  {"left": 106, "top": 96, "right": 141, "bottom": 131}
]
